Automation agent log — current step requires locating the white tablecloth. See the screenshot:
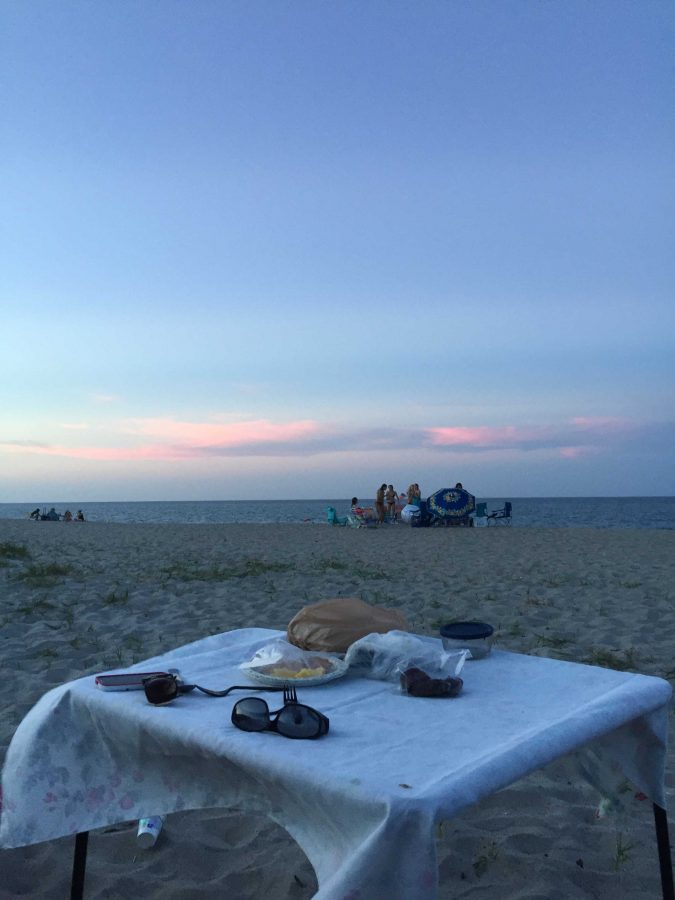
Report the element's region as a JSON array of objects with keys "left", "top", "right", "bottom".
[{"left": 1, "top": 628, "right": 671, "bottom": 899}]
